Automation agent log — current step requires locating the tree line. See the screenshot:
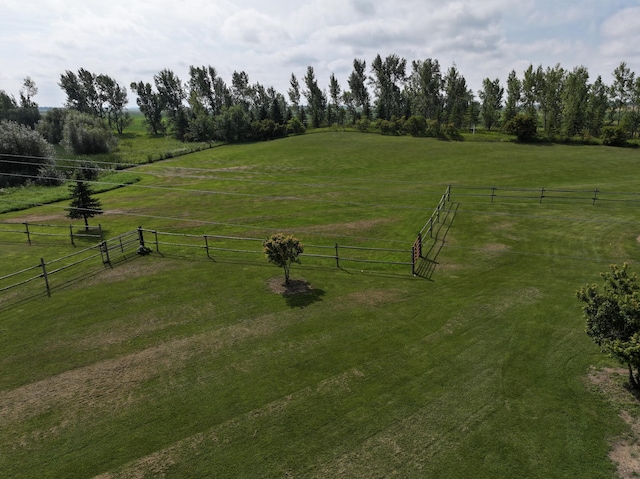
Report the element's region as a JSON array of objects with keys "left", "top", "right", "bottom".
[
  {"left": 120, "top": 56, "right": 640, "bottom": 144},
  {"left": 1, "top": 54, "right": 640, "bottom": 187}
]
